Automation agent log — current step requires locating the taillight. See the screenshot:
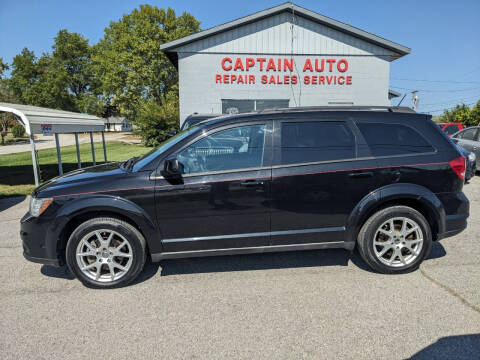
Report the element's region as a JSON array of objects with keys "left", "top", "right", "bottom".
[{"left": 449, "top": 156, "right": 466, "bottom": 180}]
